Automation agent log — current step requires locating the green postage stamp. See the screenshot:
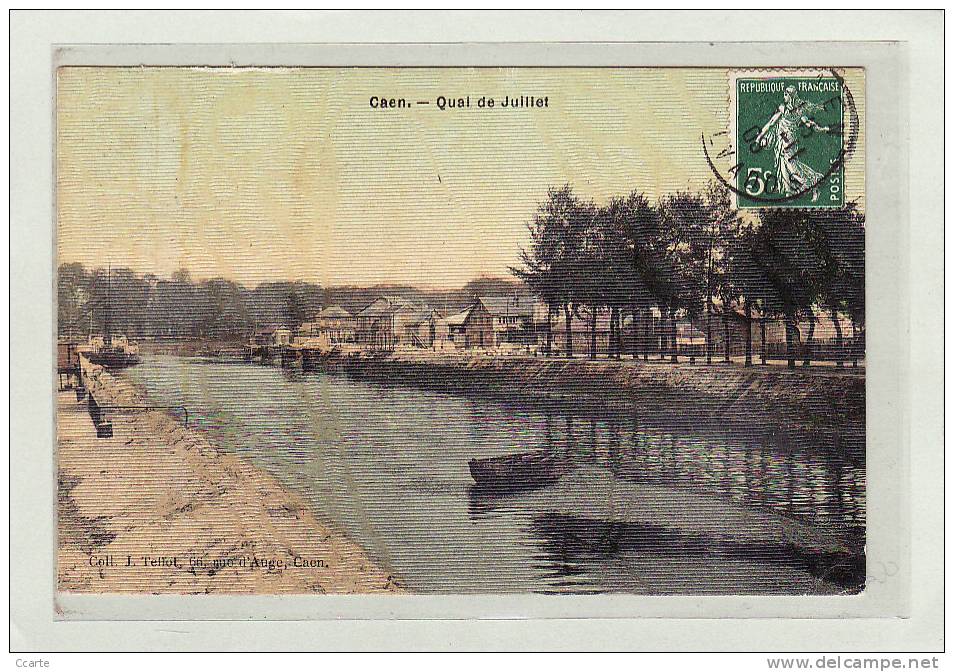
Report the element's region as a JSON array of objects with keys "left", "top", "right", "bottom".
[{"left": 730, "top": 70, "right": 848, "bottom": 209}]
